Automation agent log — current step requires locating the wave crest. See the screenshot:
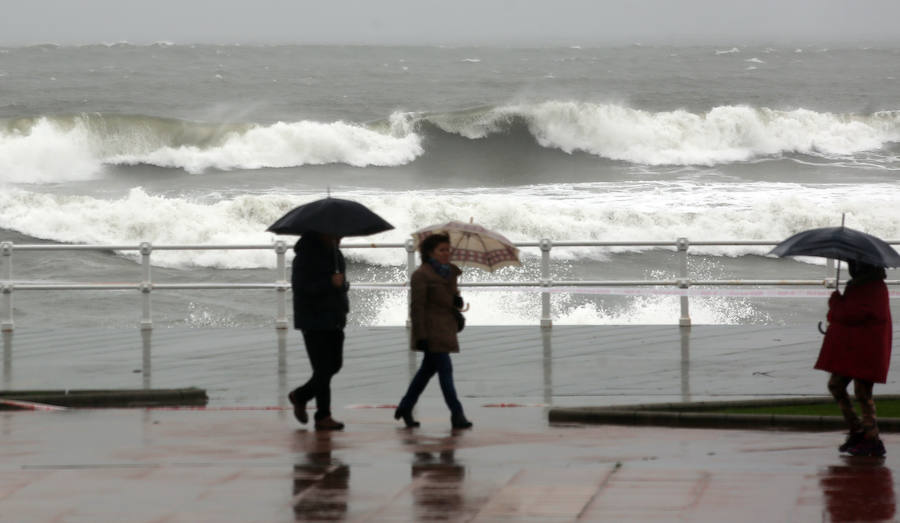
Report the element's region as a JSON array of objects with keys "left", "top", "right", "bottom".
[
  {"left": 0, "top": 113, "right": 424, "bottom": 182},
  {"left": 412, "top": 102, "right": 900, "bottom": 166},
  {"left": 3, "top": 103, "right": 899, "bottom": 183}
]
